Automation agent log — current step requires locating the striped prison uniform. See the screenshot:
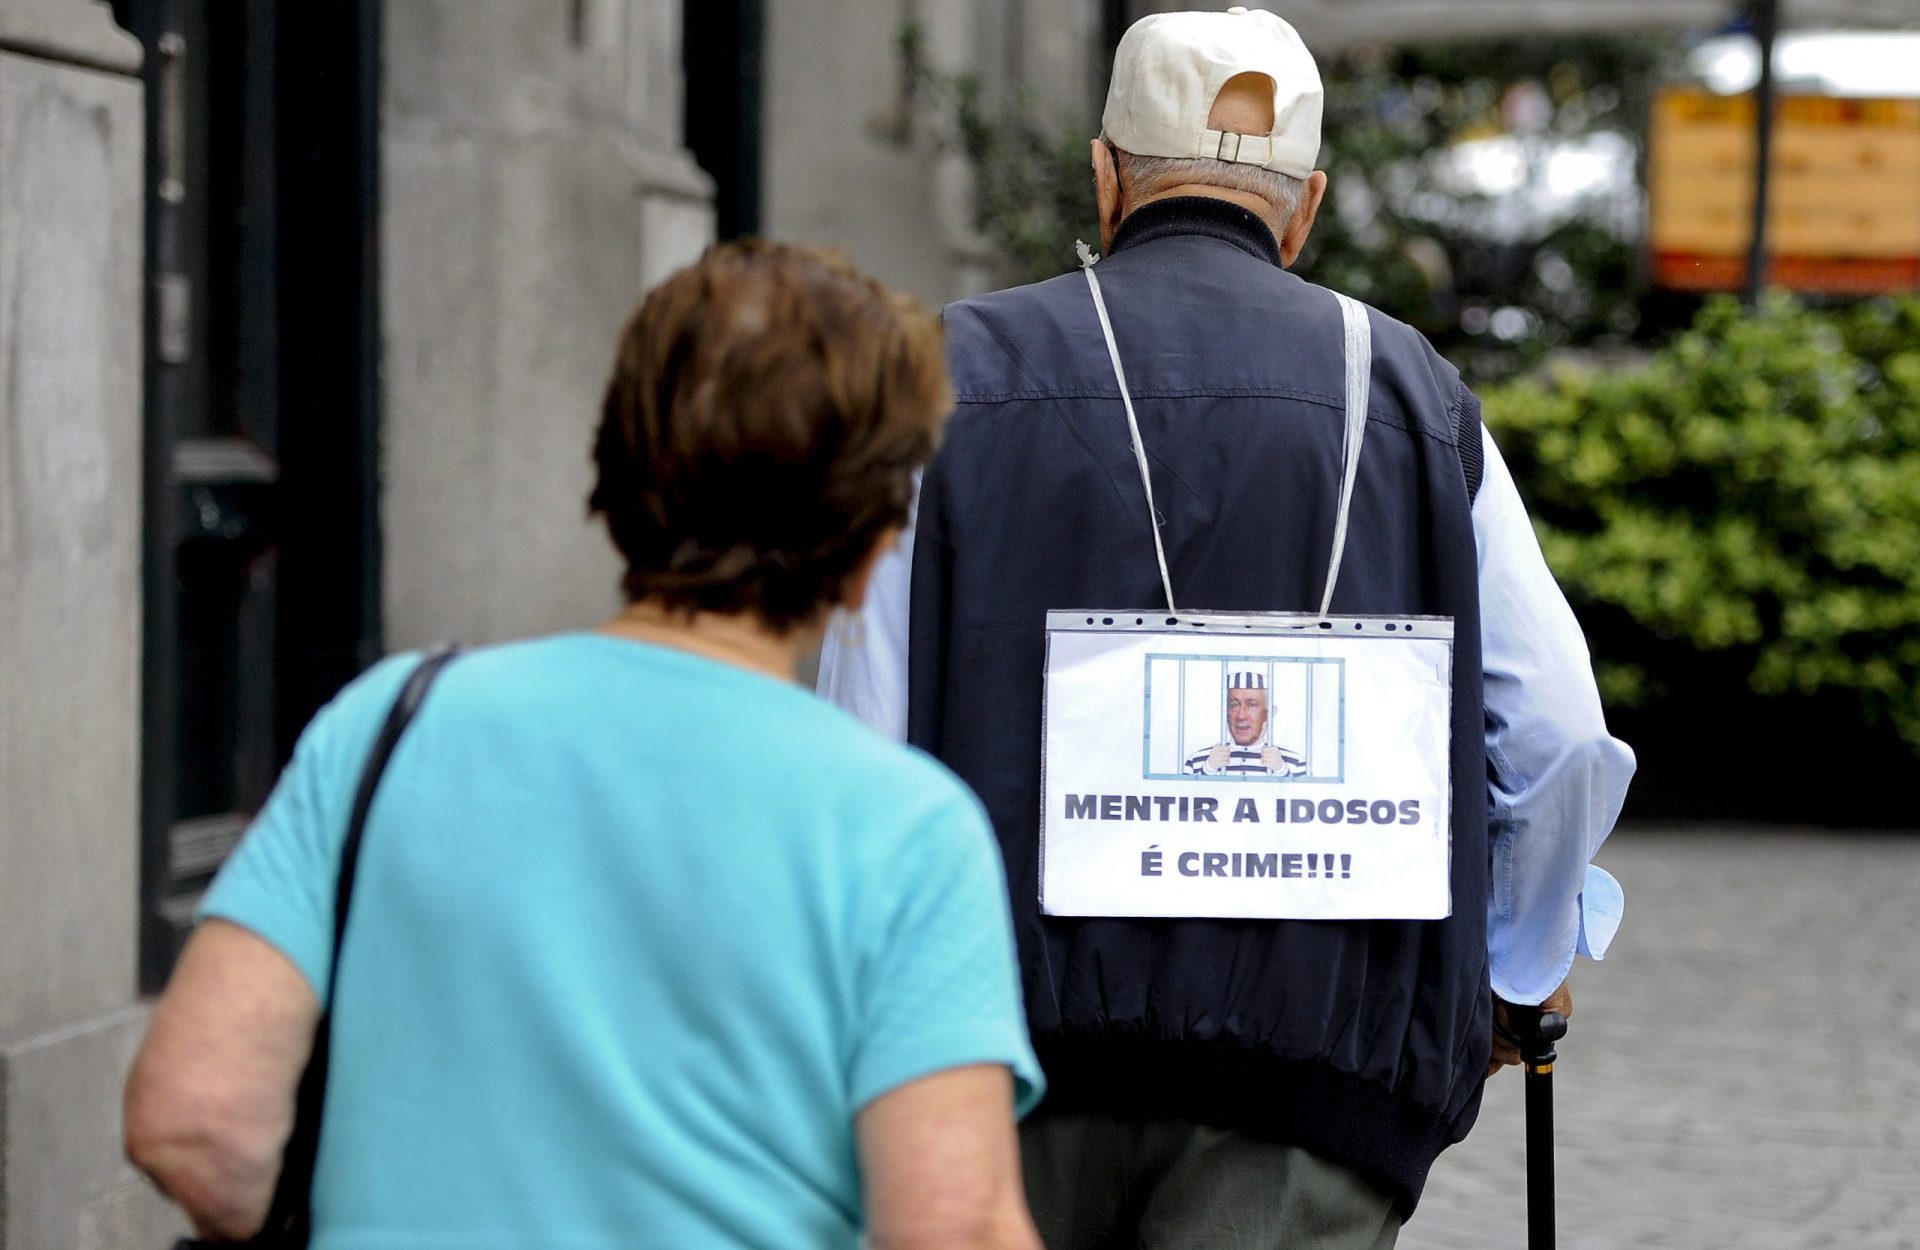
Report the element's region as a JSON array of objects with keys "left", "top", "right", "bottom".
[{"left": 1184, "top": 744, "right": 1307, "bottom": 777}]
